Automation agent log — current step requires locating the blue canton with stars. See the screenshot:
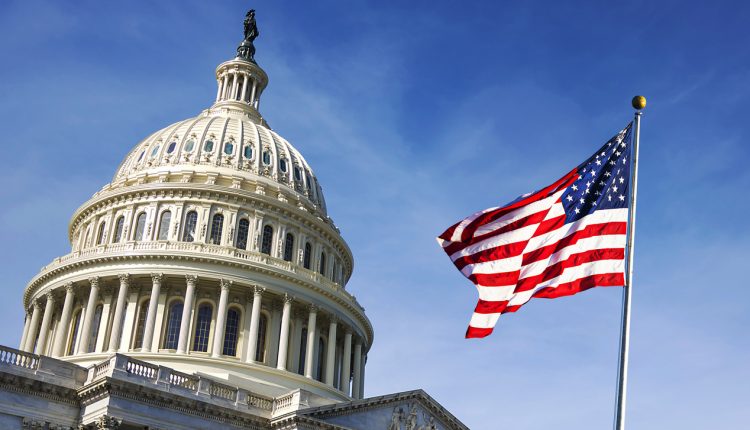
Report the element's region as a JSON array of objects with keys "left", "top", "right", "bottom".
[{"left": 561, "top": 123, "right": 633, "bottom": 223}]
